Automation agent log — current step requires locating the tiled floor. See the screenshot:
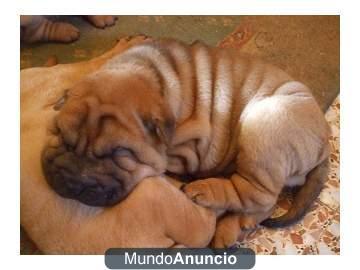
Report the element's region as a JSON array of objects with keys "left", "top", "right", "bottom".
[{"left": 237, "top": 96, "right": 340, "bottom": 255}]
